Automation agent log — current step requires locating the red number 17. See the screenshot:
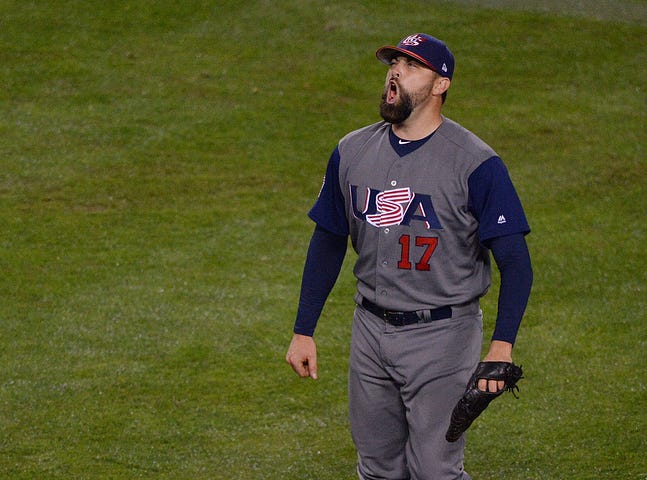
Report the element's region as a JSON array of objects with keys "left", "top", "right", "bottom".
[{"left": 398, "top": 235, "right": 439, "bottom": 271}]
